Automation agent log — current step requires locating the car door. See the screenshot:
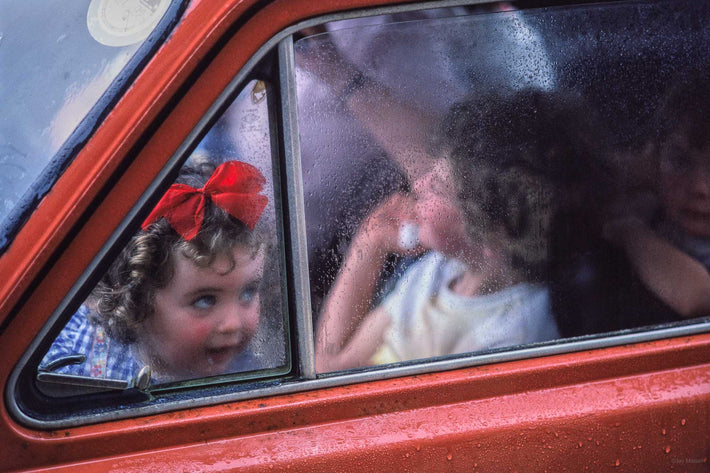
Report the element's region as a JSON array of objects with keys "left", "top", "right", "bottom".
[{"left": 1, "top": 0, "right": 708, "bottom": 471}]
